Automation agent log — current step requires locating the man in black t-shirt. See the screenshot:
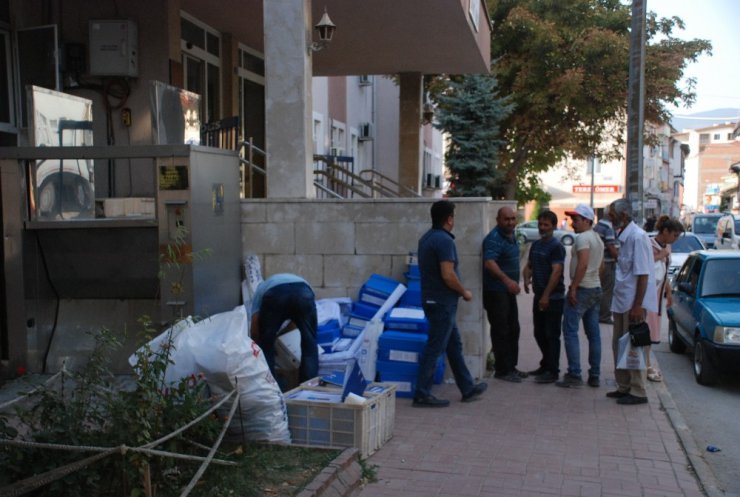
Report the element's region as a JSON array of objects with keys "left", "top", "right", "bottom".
[{"left": 522, "top": 210, "right": 566, "bottom": 384}]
